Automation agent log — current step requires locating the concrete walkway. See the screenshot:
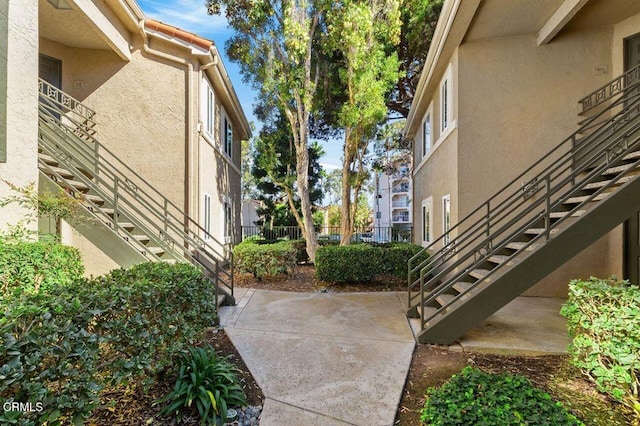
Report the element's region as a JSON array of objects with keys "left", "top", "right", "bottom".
[{"left": 219, "top": 289, "right": 415, "bottom": 426}]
